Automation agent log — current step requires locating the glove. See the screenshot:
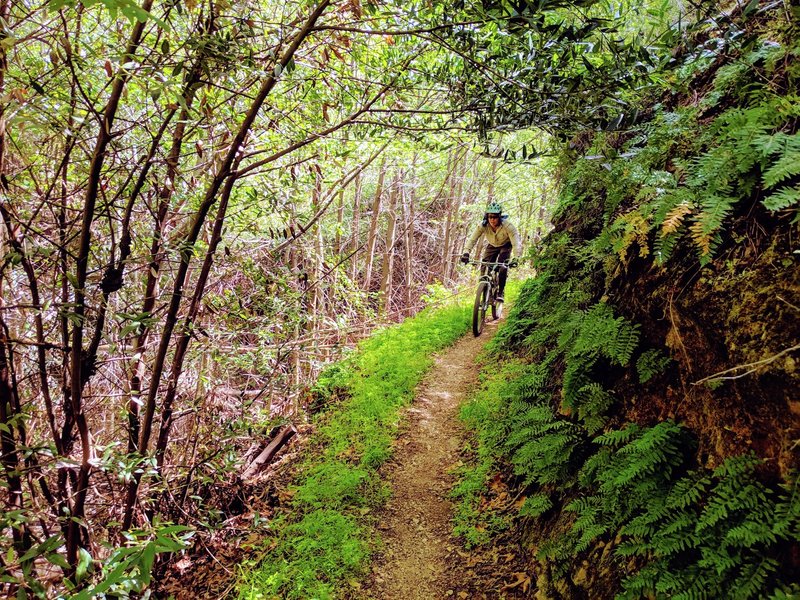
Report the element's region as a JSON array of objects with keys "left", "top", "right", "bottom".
[
  {"left": 460, "top": 252, "right": 470, "bottom": 264},
  {"left": 508, "top": 258, "right": 519, "bottom": 268}
]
